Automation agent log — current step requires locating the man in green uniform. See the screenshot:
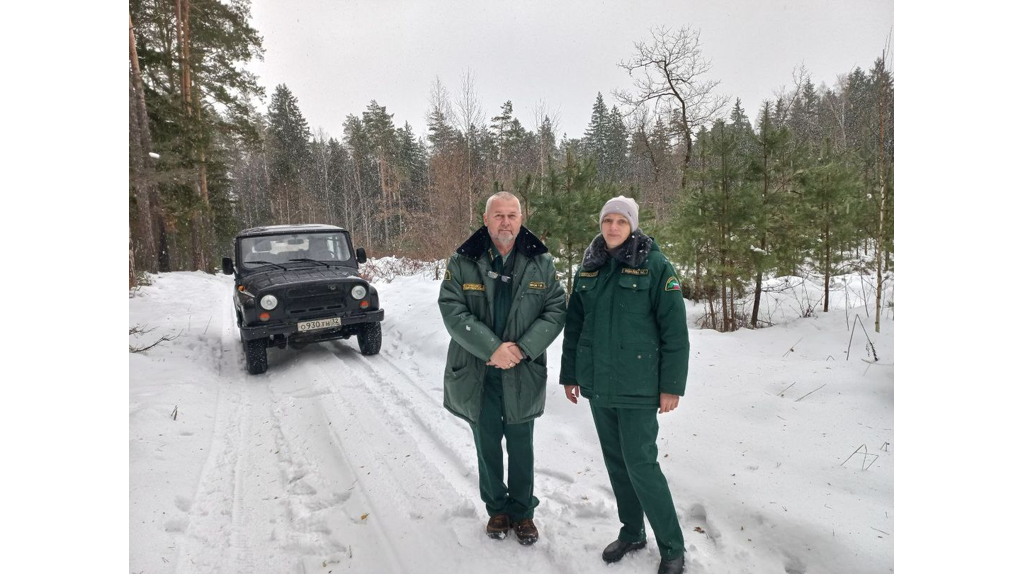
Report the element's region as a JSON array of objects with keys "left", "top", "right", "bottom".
[
  {"left": 560, "top": 196, "right": 689, "bottom": 574},
  {"left": 438, "top": 192, "right": 566, "bottom": 545}
]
